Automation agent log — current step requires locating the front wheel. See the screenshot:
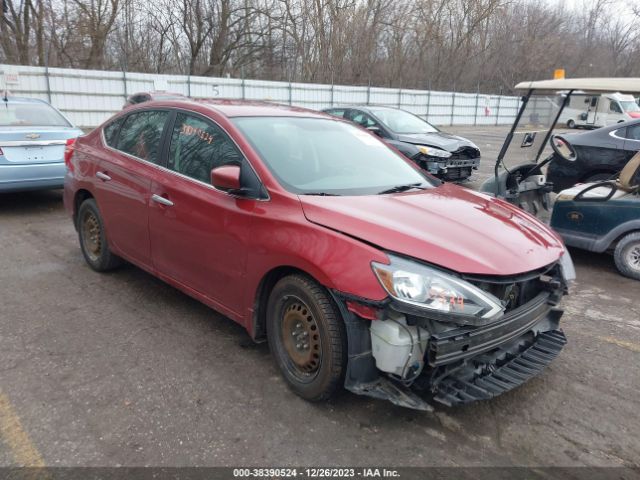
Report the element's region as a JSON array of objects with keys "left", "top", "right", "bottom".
[
  {"left": 614, "top": 232, "right": 640, "bottom": 281},
  {"left": 567, "top": 119, "right": 576, "bottom": 129},
  {"left": 266, "top": 274, "right": 347, "bottom": 401},
  {"left": 77, "top": 199, "right": 122, "bottom": 272}
]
